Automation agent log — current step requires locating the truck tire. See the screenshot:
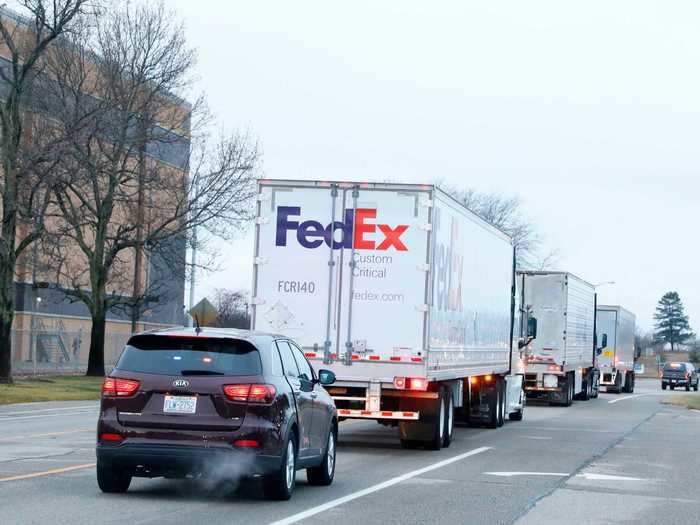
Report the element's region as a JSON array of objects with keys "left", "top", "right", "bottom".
[
  {"left": 670, "top": 384, "right": 675, "bottom": 390},
  {"left": 628, "top": 373, "right": 635, "bottom": 393},
  {"left": 685, "top": 383, "right": 690, "bottom": 392},
  {"left": 579, "top": 372, "right": 591, "bottom": 401},
  {"left": 608, "top": 373, "right": 622, "bottom": 394},
  {"left": 442, "top": 386, "right": 454, "bottom": 448},
  {"left": 427, "top": 388, "right": 446, "bottom": 450},
  {"left": 661, "top": 382, "right": 667, "bottom": 390},
  {"left": 591, "top": 374, "right": 599, "bottom": 398},
  {"left": 509, "top": 388, "right": 525, "bottom": 421},
  {"left": 497, "top": 378, "right": 506, "bottom": 428},
  {"left": 486, "top": 382, "right": 500, "bottom": 429},
  {"left": 694, "top": 381, "right": 698, "bottom": 392}
]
